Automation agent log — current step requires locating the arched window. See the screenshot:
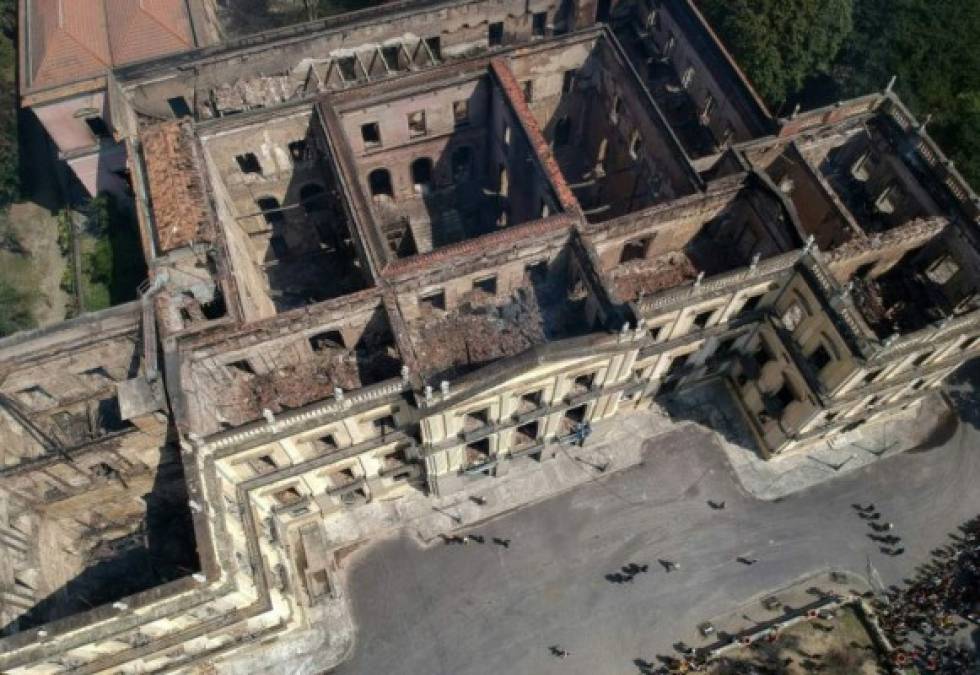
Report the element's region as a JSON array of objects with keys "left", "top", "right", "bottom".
[
  {"left": 498, "top": 165, "right": 509, "bottom": 197},
  {"left": 299, "top": 183, "right": 326, "bottom": 214},
  {"left": 256, "top": 196, "right": 284, "bottom": 226},
  {"left": 411, "top": 157, "right": 433, "bottom": 193},
  {"left": 451, "top": 146, "right": 473, "bottom": 182},
  {"left": 368, "top": 168, "right": 393, "bottom": 199}
]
